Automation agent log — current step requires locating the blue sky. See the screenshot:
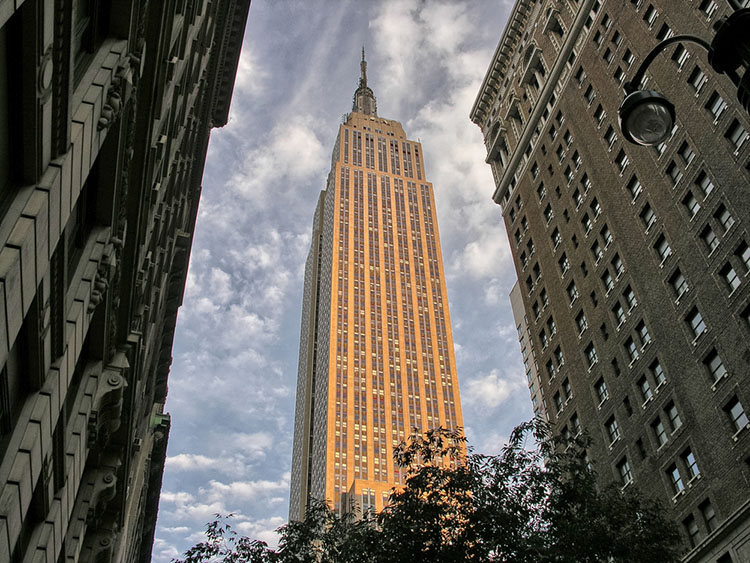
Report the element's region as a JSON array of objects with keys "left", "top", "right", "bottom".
[{"left": 152, "top": 1, "right": 530, "bottom": 560}]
